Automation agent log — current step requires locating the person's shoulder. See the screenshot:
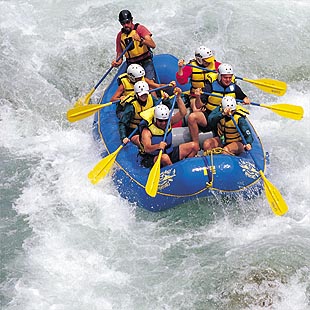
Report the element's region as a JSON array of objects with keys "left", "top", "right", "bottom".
[
  {"left": 122, "top": 95, "right": 135, "bottom": 106},
  {"left": 136, "top": 23, "right": 145, "bottom": 29},
  {"left": 209, "top": 106, "right": 221, "bottom": 117},
  {"left": 123, "top": 103, "right": 135, "bottom": 115},
  {"left": 136, "top": 23, "right": 151, "bottom": 34},
  {"left": 207, "top": 72, "right": 218, "bottom": 82}
]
